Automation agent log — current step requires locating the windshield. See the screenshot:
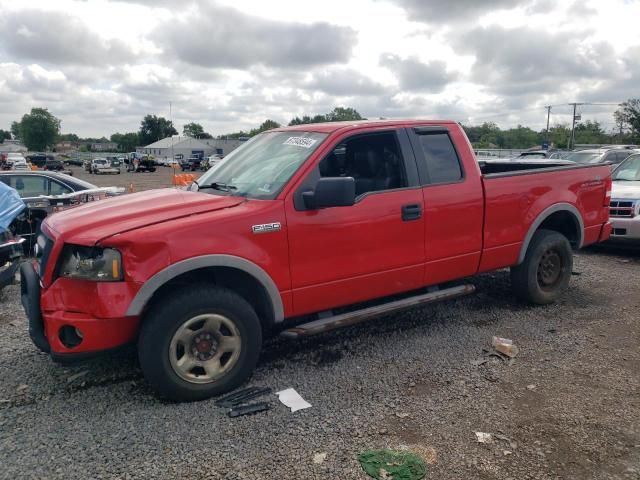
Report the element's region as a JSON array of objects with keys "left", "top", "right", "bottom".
[
  {"left": 196, "top": 131, "right": 327, "bottom": 199},
  {"left": 518, "top": 153, "right": 547, "bottom": 159},
  {"left": 564, "top": 151, "right": 604, "bottom": 164},
  {"left": 612, "top": 155, "right": 640, "bottom": 181}
]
